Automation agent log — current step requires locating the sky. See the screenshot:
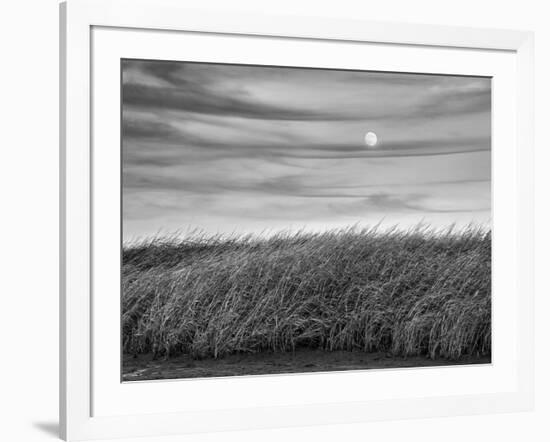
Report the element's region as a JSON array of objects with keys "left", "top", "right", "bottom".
[{"left": 121, "top": 59, "right": 491, "bottom": 241}]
